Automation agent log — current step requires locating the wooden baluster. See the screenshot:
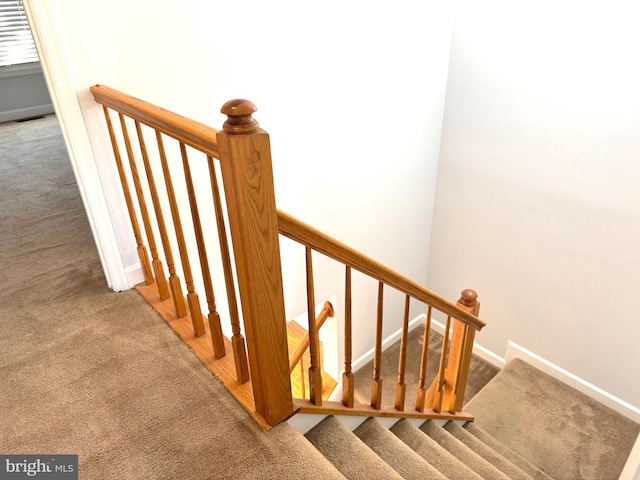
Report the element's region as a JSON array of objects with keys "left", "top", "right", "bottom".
[
  {"left": 119, "top": 114, "right": 169, "bottom": 297},
  {"left": 216, "top": 100, "right": 293, "bottom": 426},
  {"left": 416, "top": 305, "right": 431, "bottom": 412},
  {"left": 443, "top": 289, "right": 480, "bottom": 412},
  {"left": 101, "top": 107, "right": 153, "bottom": 284},
  {"left": 371, "top": 281, "right": 384, "bottom": 410},
  {"left": 299, "top": 356, "right": 306, "bottom": 398},
  {"left": 305, "top": 247, "right": 323, "bottom": 406},
  {"left": 132, "top": 121, "right": 170, "bottom": 300},
  {"left": 155, "top": 133, "right": 204, "bottom": 337},
  {"left": 342, "top": 266, "right": 355, "bottom": 408},
  {"left": 289, "top": 301, "right": 334, "bottom": 372},
  {"left": 431, "top": 315, "right": 451, "bottom": 413},
  {"left": 394, "top": 294, "right": 411, "bottom": 411},
  {"left": 136, "top": 121, "right": 186, "bottom": 317},
  {"left": 180, "top": 144, "right": 225, "bottom": 357},
  {"left": 415, "top": 305, "right": 432, "bottom": 412},
  {"left": 207, "top": 156, "right": 249, "bottom": 382}
]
